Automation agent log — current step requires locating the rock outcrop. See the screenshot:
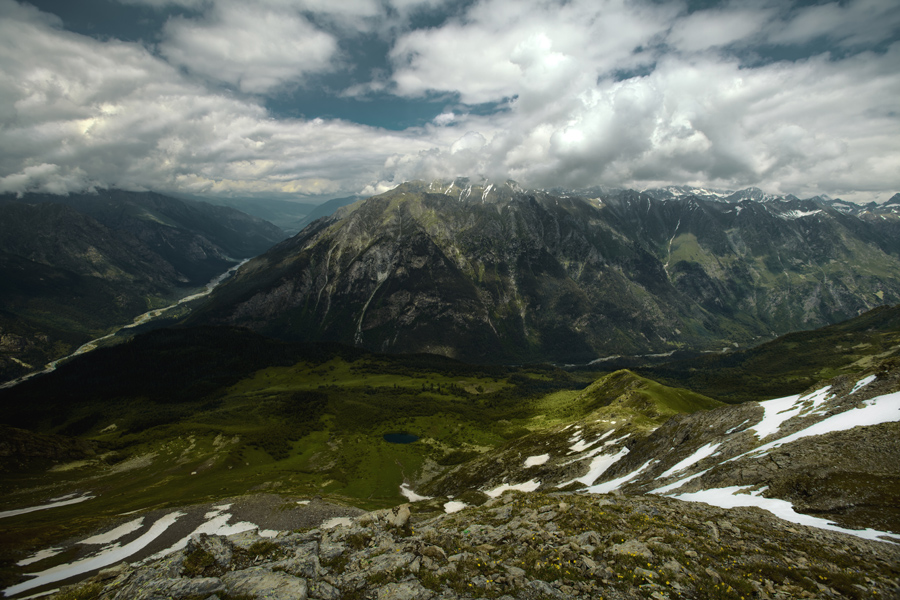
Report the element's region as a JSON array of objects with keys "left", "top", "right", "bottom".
[{"left": 57, "top": 492, "right": 900, "bottom": 600}]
